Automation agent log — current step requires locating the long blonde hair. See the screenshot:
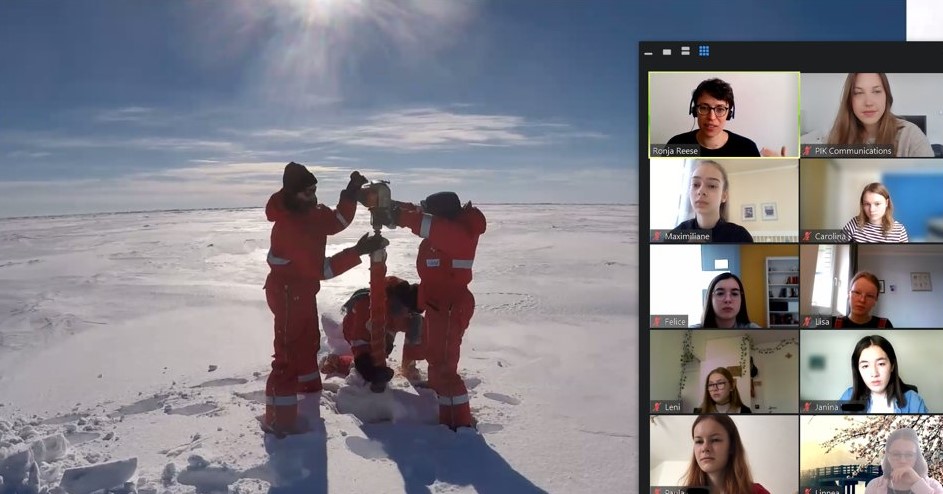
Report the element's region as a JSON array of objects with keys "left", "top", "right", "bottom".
[
  {"left": 855, "top": 182, "right": 896, "bottom": 236},
  {"left": 826, "top": 73, "right": 903, "bottom": 155}
]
